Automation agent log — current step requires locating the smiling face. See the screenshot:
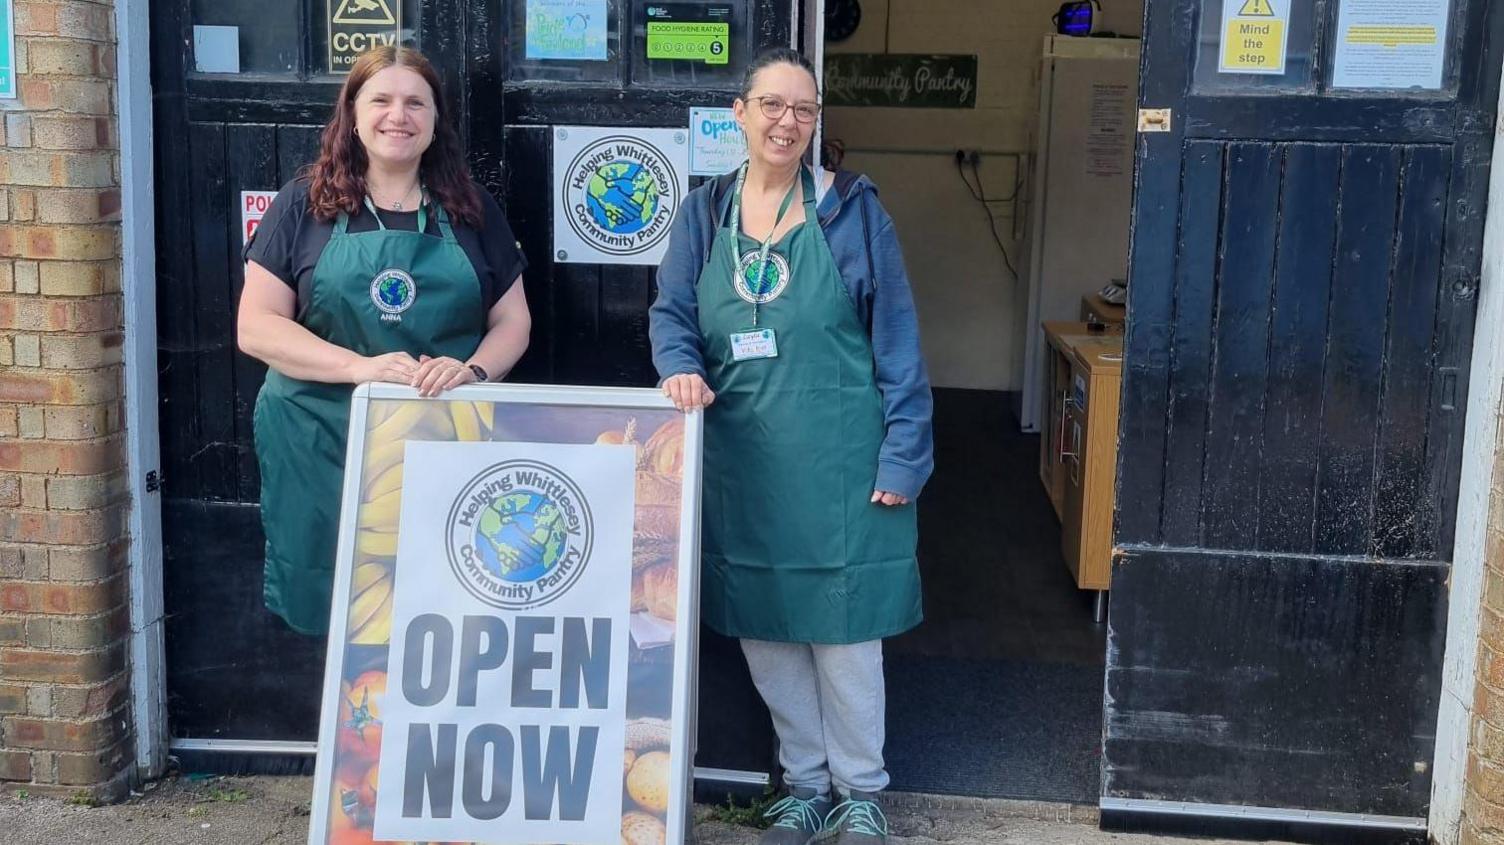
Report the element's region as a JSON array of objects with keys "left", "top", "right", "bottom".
[
  {"left": 353, "top": 65, "right": 436, "bottom": 170},
  {"left": 734, "top": 61, "right": 819, "bottom": 171}
]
